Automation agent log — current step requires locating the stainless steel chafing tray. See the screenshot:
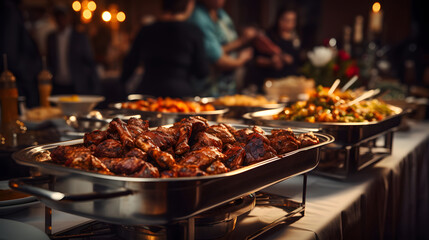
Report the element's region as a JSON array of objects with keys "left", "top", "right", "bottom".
[
  {"left": 243, "top": 105, "right": 405, "bottom": 145},
  {"left": 243, "top": 106, "right": 407, "bottom": 179},
  {"left": 109, "top": 102, "right": 229, "bottom": 127},
  {"left": 10, "top": 125, "right": 333, "bottom": 225}
]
